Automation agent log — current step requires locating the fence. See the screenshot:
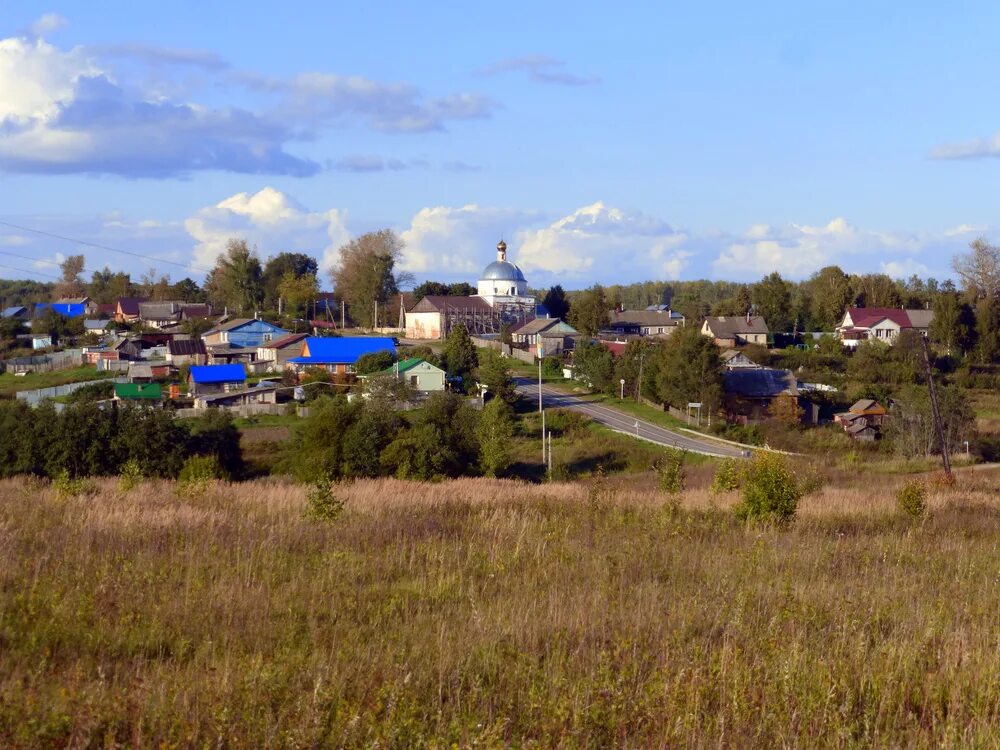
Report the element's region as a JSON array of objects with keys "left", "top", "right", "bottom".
[
  {"left": 15, "top": 377, "right": 126, "bottom": 406},
  {"left": 174, "top": 403, "right": 288, "bottom": 419},
  {"left": 471, "top": 336, "right": 536, "bottom": 364},
  {"left": 97, "top": 359, "right": 130, "bottom": 373},
  {"left": 1, "top": 349, "right": 83, "bottom": 374}
]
